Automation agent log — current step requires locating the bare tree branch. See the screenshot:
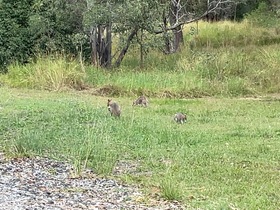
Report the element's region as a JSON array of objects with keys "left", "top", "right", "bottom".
[{"left": 155, "top": 0, "right": 236, "bottom": 34}]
